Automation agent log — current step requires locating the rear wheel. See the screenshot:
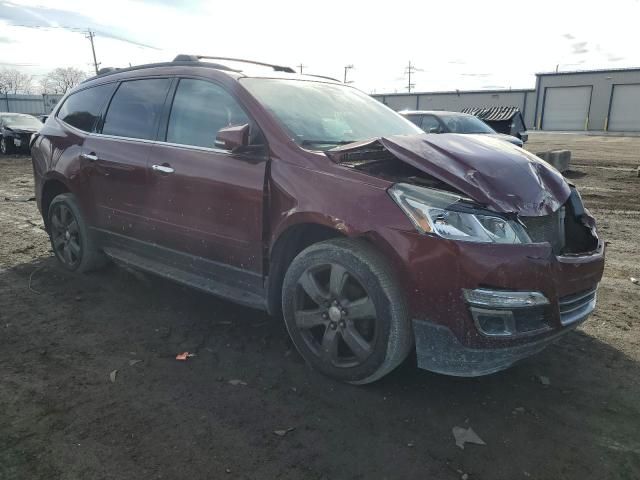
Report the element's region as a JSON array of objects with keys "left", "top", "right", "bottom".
[
  {"left": 48, "top": 193, "right": 106, "bottom": 272},
  {"left": 282, "top": 238, "right": 413, "bottom": 384}
]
